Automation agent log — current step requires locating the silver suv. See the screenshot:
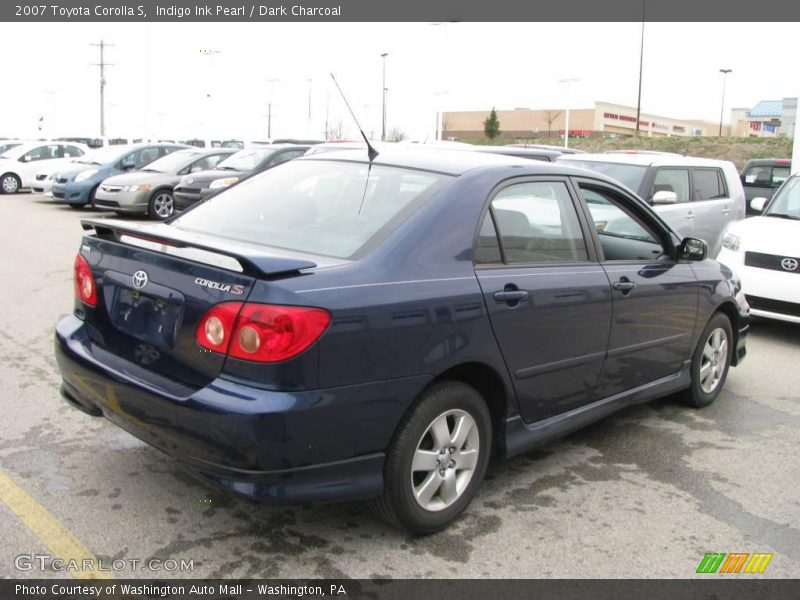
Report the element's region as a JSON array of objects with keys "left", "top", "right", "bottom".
[{"left": 557, "top": 153, "right": 745, "bottom": 256}]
